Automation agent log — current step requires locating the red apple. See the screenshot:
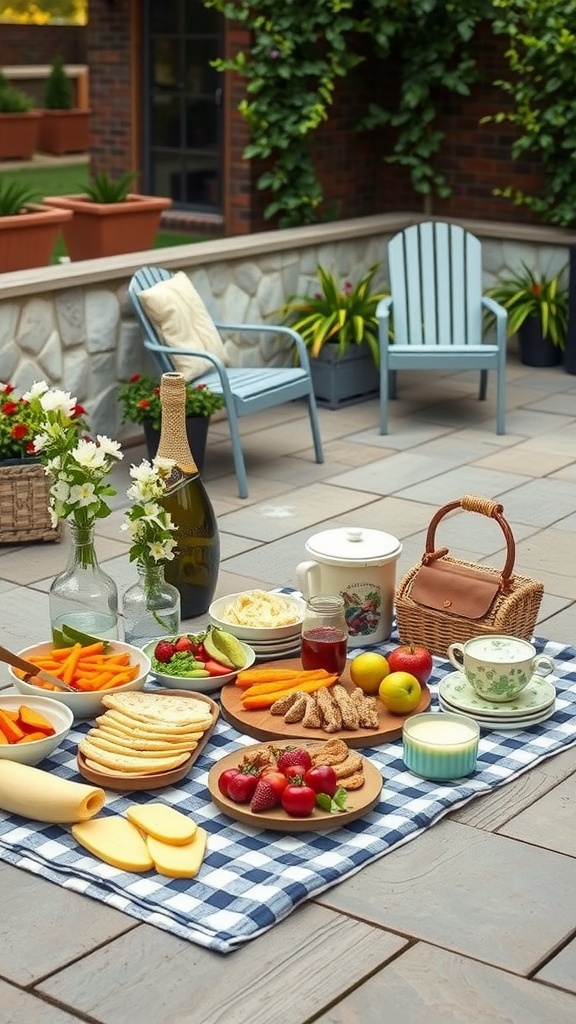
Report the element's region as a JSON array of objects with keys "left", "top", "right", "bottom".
[{"left": 386, "top": 643, "right": 433, "bottom": 685}]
